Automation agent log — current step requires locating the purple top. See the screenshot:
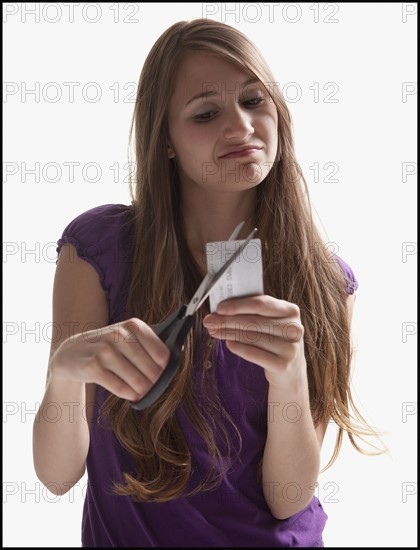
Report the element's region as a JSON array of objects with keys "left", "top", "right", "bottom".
[{"left": 56, "top": 204, "right": 358, "bottom": 548}]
